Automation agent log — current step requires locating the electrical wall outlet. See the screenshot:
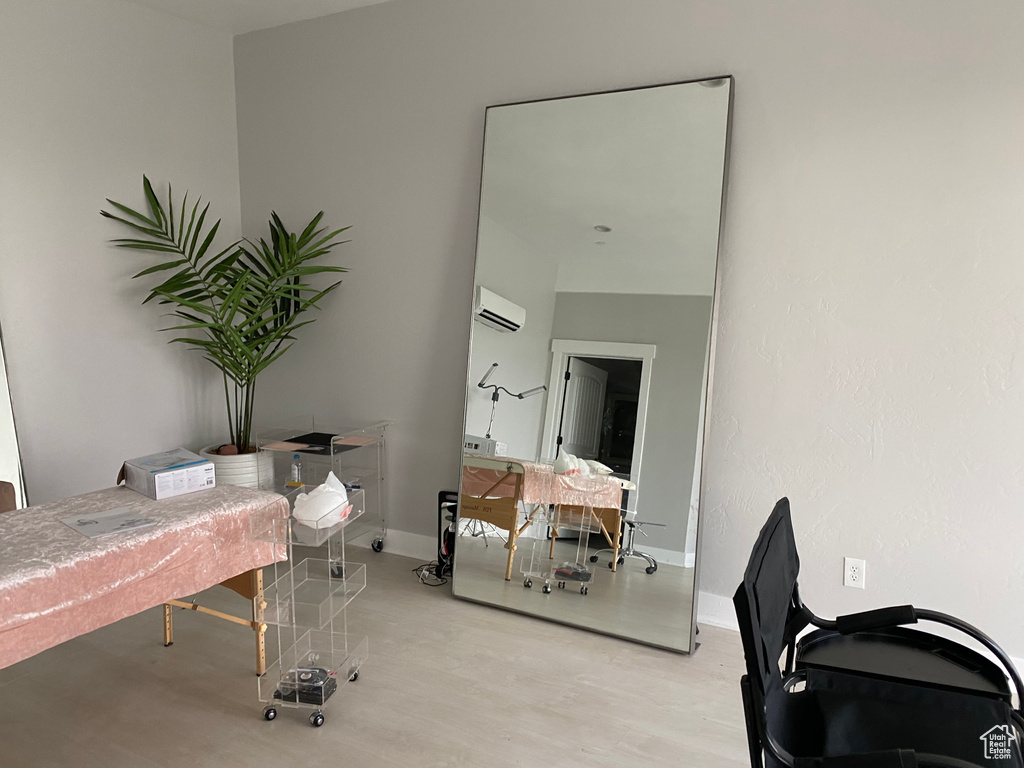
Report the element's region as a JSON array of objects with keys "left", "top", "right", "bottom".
[{"left": 844, "top": 557, "right": 866, "bottom": 589}]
